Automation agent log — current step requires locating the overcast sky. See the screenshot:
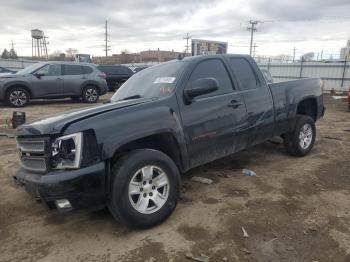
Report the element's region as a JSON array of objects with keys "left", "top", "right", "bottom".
[{"left": 1, "top": 0, "right": 350, "bottom": 58}]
